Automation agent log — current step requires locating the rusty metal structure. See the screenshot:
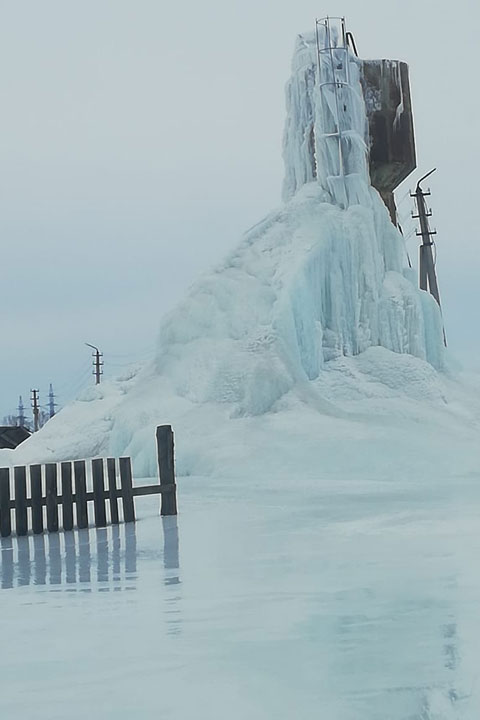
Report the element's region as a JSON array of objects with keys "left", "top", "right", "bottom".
[{"left": 362, "top": 59, "right": 417, "bottom": 224}]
